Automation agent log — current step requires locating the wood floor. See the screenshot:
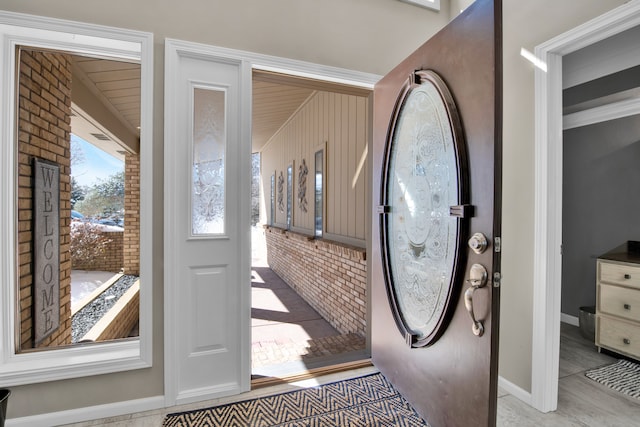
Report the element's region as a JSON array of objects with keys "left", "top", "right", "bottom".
[
  {"left": 497, "top": 323, "right": 640, "bottom": 426},
  {"left": 63, "top": 323, "right": 640, "bottom": 426}
]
